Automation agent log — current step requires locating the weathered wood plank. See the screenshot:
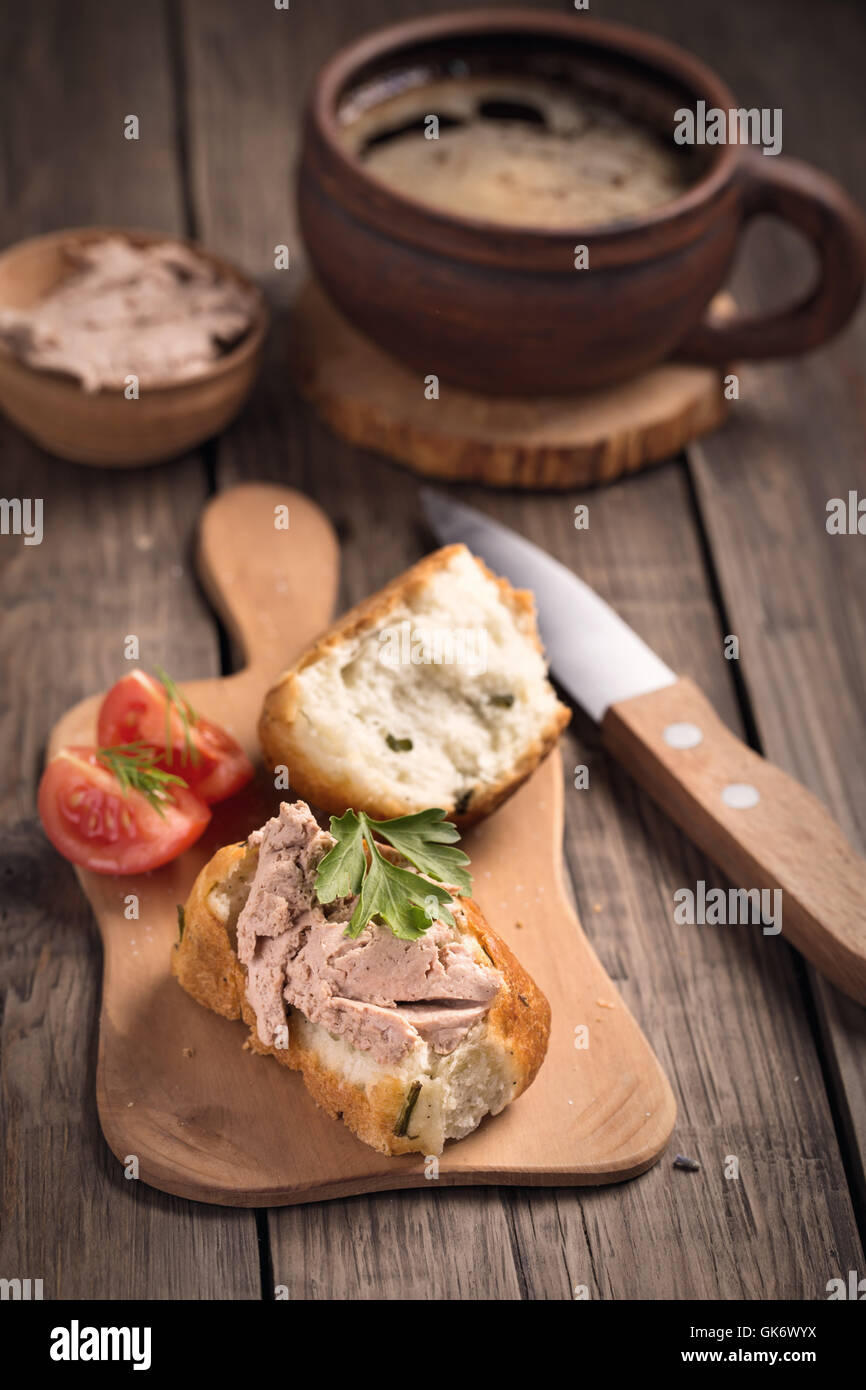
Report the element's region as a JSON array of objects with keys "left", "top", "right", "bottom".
[
  {"left": 616, "top": 0, "right": 866, "bottom": 1223},
  {"left": 0, "top": 0, "right": 261, "bottom": 1298},
  {"left": 554, "top": 0, "right": 866, "bottom": 1285},
  {"left": 181, "top": 0, "right": 863, "bottom": 1295},
  {"left": 689, "top": 342, "right": 866, "bottom": 1215},
  {"left": 496, "top": 466, "right": 862, "bottom": 1299}
]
